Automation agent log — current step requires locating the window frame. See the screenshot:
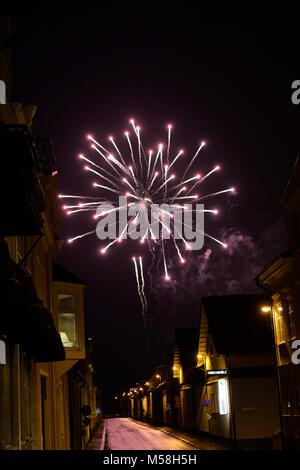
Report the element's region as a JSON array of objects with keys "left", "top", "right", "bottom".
[
  {"left": 56, "top": 291, "right": 80, "bottom": 351},
  {"left": 274, "top": 302, "right": 289, "bottom": 345}
]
